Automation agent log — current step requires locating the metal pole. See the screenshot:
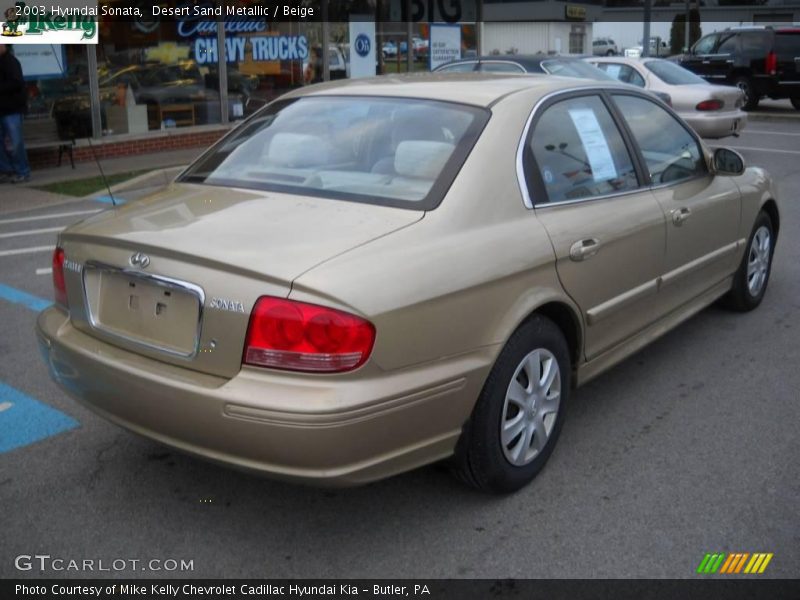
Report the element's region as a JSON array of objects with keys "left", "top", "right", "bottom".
[
  {"left": 216, "top": 7, "right": 229, "bottom": 124},
  {"left": 86, "top": 45, "right": 102, "bottom": 138},
  {"left": 322, "top": 2, "right": 330, "bottom": 81},
  {"left": 406, "top": 0, "right": 413, "bottom": 71},
  {"left": 642, "top": 0, "right": 652, "bottom": 57},
  {"left": 685, "top": 0, "right": 691, "bottom": 52}
]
